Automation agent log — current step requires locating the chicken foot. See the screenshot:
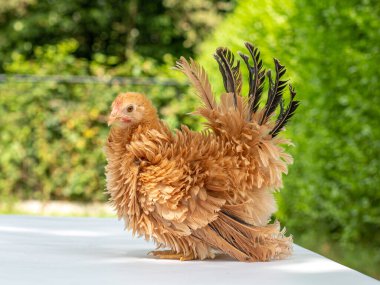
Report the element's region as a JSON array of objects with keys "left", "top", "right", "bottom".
[{"left": 149, "top": 250, "right": 195, "bottom": 261}]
